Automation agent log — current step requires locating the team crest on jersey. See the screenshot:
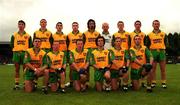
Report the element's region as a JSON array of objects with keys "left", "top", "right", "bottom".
[
  {"left": 39, "top": 55, "right": 42, "bottom": 60},
  {"left": 63, "top": 36, "right": 66, "bottom": 39},
  {"left": 24, "top": 36, "right": 28, "bottom": 39},
  {"left": 104, "top": 52, "right": 107, "bottom": 55},
  {"left": 125, "top": 34, "right": 128, "bottom": 37},
  {"left": 60, "top": 55, "right": 63, "bottom": 58},
  {"left": 160, "top": 34, "right": 163, "bottom": 37},
  {"left": 95, "top": 33, "right": 98, "bottom": 36},
  {"left": 46, "top": 33, "right": 49, "bottom": 37},
  {"left": 79, "top": 35, "right": 83, "bottom": 38},
  {"left": 141, "top": 35, "right": 144, "bottom": 38},
  {"left": 121, "top": 51, "right": 124, "bottom": 54},
  {"left": 83, "top": 53, "right": 86, "bottom": 56},
  {"left": 108, "top": 36, "right": 111, "bottom": 38},
  {"left": 140, "top": 49, "right": 144, "bottom": 53}
]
